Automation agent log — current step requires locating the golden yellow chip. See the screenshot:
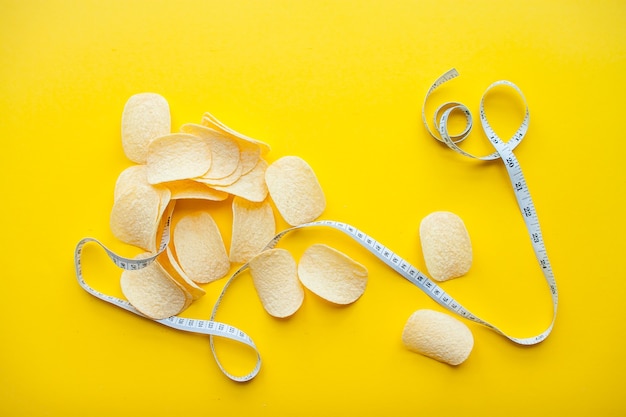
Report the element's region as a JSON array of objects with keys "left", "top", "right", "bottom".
[
  {"left": 180, "top": 123, "right": 240, "bottom": 180},
  {"left": 164, "top": 179, "right": 228, "bottom": 201},
  {"left": 402, "top": 309, "right": 474, "bottom": 365},
  {"left": 297, "top": 244, "right": 368, "bottom": 305},
  {"left": 120, "top": 254, "right": 188, "bottom": 319},
  {"left": 265, "top": 156, "right": 326, "bottom": 225},
  {"left": 229, "top": 197, "right": 276, "bottom": 264},
  {"left": 200, "top": 112, "right": 270, "bottom": 154},
  {"left": 249, "top": 248, "right": 304, "bottom": 318},
  {"left": 121, "top": 93, "right": 171, "bottom": 164},
  {"left": 194, "top": 162, "right": 243, "bottom": 187},
  {"left": 113, "top": 165, "right": 149, "bottom": 202},
  {"left": 146, "top": 133, "right": 212, "bottom": 184},
  {"left": 173, "top": 211, "right": 230, "bottom": 284},
  {"left": 419, "top": 211, "right": 472, "bottom": 281},
  {"left": 212, "top": 158, "right": 268, "bottom": 202},
  {"left": 110, "top": 183, "right": 166, "bottom": 252}
]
